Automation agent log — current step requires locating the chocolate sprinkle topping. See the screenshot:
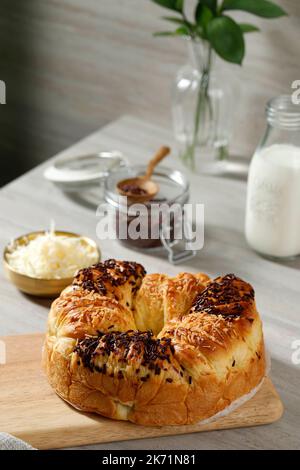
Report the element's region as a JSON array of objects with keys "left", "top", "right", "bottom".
[
  {"left": 73, "top": 259, "right": 146, "bottom": 296},
  {"left": 74, "top": 330, "right": 175, "bottom": 378},
  {"left": 141, "top": 374, "right": 150, "bottom": 382},
  {"left": 192, "top": 274, "right": 254, "bottom": 318}
]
